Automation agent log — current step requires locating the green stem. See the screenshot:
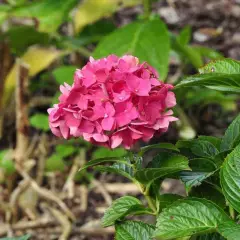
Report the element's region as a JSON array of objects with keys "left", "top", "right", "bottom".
[
  {"left": 143, "top": 0, "right": 151, "bottom": 19},
  {"left": 145, "top": 194, "right": 157, "bottom": 214}
]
